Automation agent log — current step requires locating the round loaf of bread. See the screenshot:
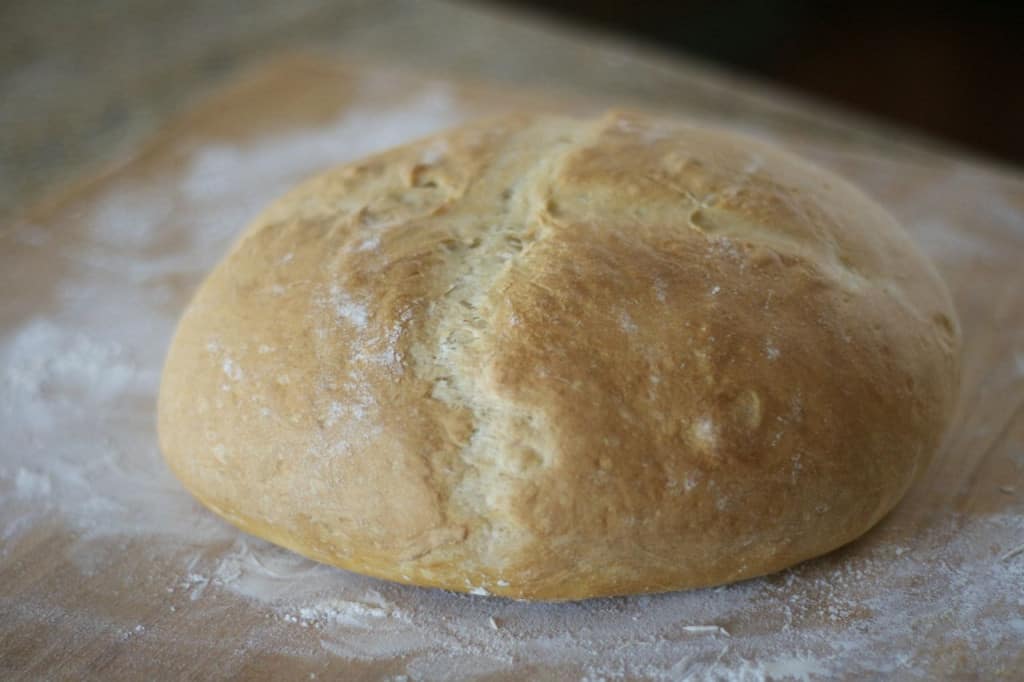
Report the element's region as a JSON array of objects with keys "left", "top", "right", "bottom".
[{"left": 158, "top": 111, "right": 960, "bottom": 600}]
